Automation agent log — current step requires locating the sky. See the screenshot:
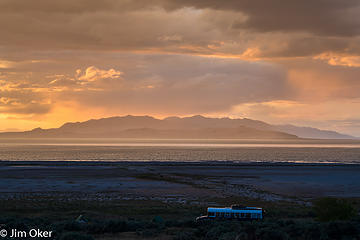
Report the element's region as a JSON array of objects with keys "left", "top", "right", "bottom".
[{"left": 1, "top": 0, "right": 360, "bottom": 136}]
